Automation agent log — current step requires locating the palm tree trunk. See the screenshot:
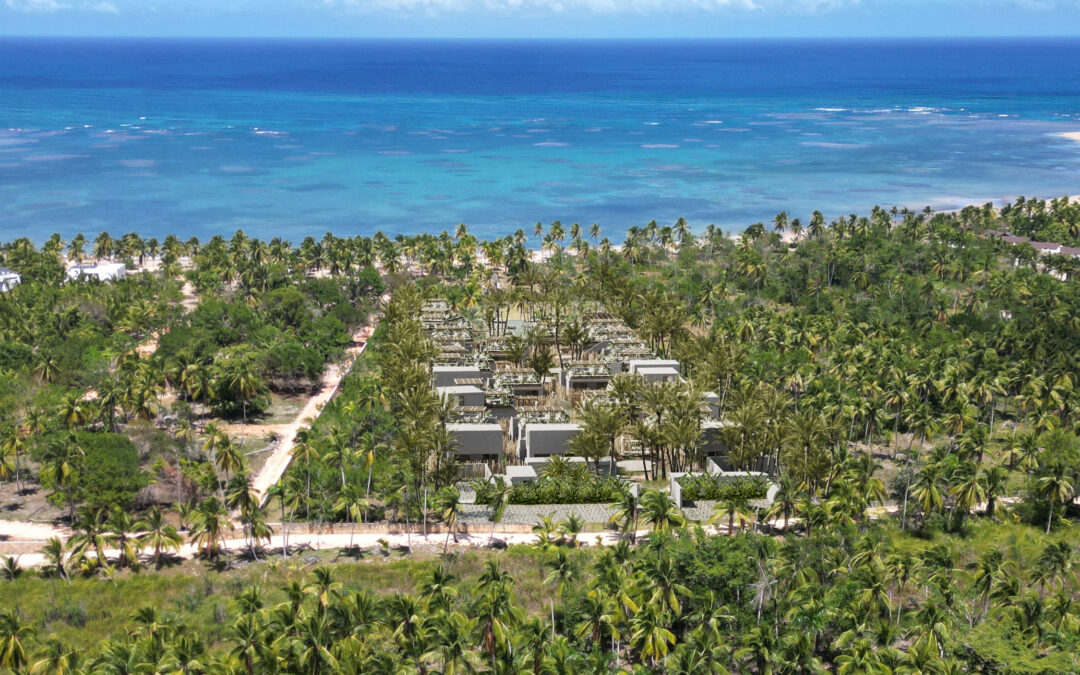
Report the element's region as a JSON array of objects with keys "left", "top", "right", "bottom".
[{"left": 281, "top": 498, "right": 288, "bottom": 559}]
